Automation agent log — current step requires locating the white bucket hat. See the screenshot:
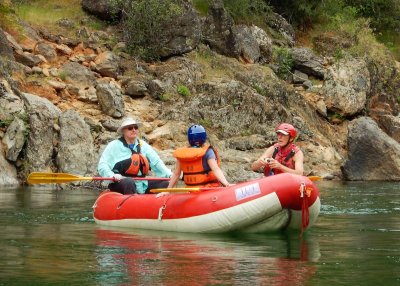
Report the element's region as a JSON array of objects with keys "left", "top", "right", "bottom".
[{"left": 117, "top": 117, "right": 142, "bottom": 134}]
